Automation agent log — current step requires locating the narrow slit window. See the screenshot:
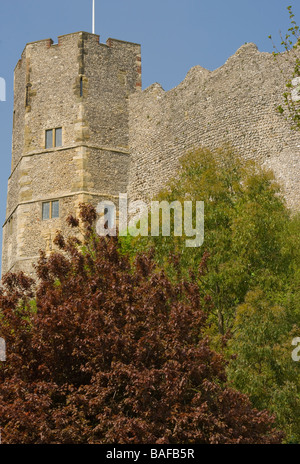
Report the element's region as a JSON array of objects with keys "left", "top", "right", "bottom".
[
  {"left": 104, "top": 207, "right": 109, "bottom": 229},
  {"left": 25, "top": 84, "right": 31, "bottom": 107},
  {"left": 45, "top": 129, "right": 53, "bottom": 149},
  {"left": 80, "top": 77, "right": 83, "bottom": 97}
]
